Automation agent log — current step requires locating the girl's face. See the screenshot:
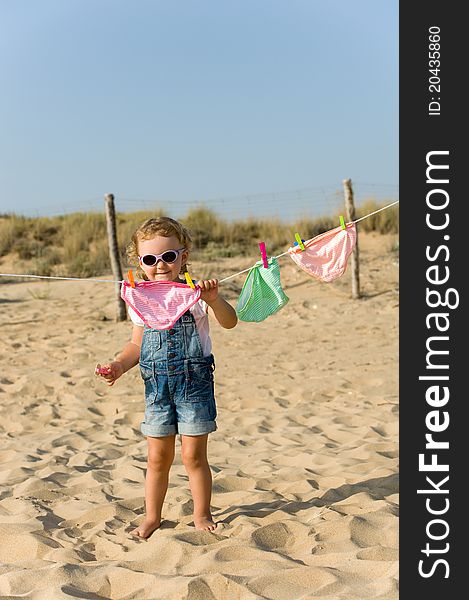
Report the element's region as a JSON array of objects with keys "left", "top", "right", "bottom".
[{"left": 137, "top": 234, "right": 189, "bottom": 282}]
